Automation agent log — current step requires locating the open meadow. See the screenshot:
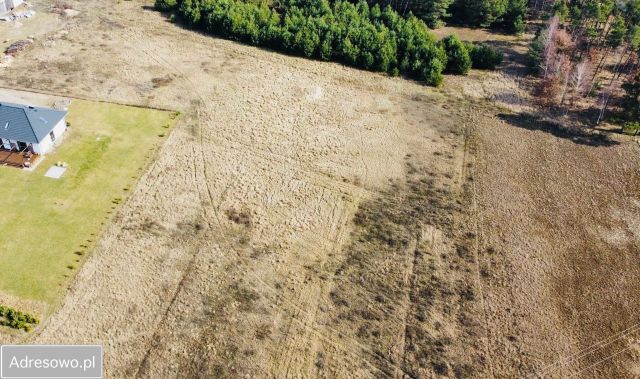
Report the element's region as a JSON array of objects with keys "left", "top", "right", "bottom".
[{"left": 0, "top": 0, "right": 638, "bottom": 378}]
